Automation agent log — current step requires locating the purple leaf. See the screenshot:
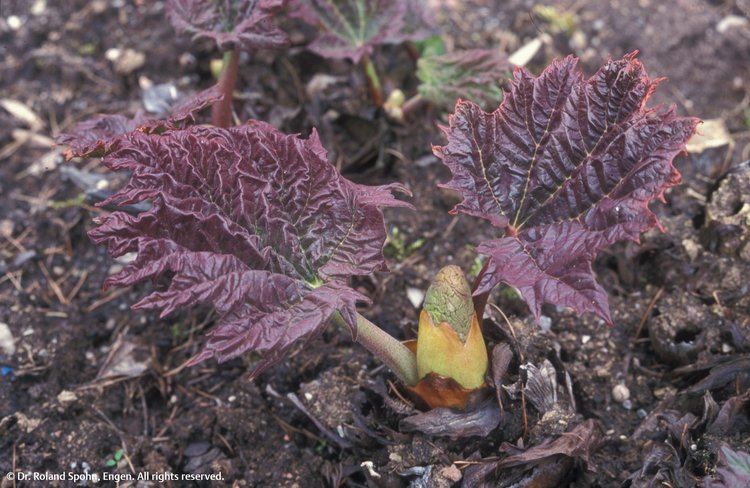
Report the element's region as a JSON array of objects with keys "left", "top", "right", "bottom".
[
  {"left": 58, "top": 113, "right": 146, "bottom": 160},
  {"left": 58, "top": 85, "right": 222, "bottom": 160},
  {"left": 163, "top": 84, "right": 223, "bottom": 127},
  {"left": 399, "top": 397, "right": 502, "bottom": 438},
  {"left": 463, "top": 419, "right": 603, "bottom": 486},
  {"left": 166, "top": 0, "right": 288, "bottom": 51},
  {"left": 434, "top": 53, "right": 699, "bottom": 324},
  {"left": 292, "top": 0, "right": 434, "bottom": 63},
  {"left": 86, "top": 121, "right": 410, "bottom": 377},
  {"left": 704, "top": 444, "right": 750, "bottom": 488}
]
